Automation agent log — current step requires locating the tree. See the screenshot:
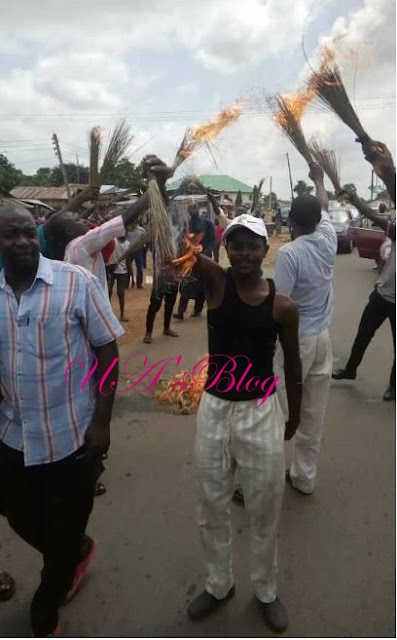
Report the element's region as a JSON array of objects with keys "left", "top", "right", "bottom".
[
  {"left": 293, "top": 180, "right": 313, "bottom": 197},
  {"left": 50, "top": 163, "right": 89, "bottom": 186},
  {"left": 235, "top": 190, "right": 243, "bottom": 207},
  {"left": 0, "top": 154, "right": 22, "bottom": 193},
  {"left": 107, "top": 158, "right": 143, "bottom": 189}
]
